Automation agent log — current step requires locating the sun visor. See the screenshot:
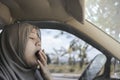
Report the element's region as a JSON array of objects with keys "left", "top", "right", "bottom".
[
  {"left": 0, "top": 2, "right": 12, "bottom": 26},
  {"left": 0, "top": 0, "right": 84, "bottom": 24},
  {"left": 63, "top": 0, "right": 85, "bottom": 24}
]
